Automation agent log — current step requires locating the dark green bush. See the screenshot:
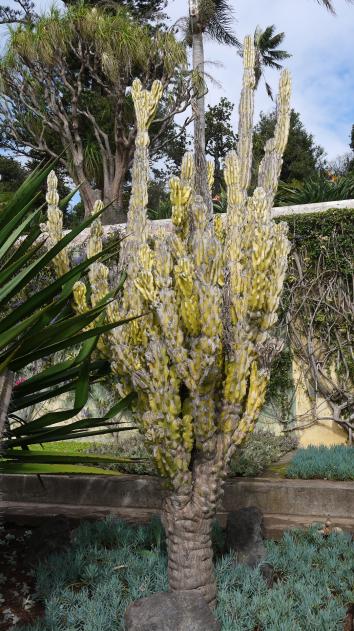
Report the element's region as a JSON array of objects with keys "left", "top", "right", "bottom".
[
  {"left": 229, "top": 430, "right": 298, "bottom": 477},
  {"left": 15, "top": 518, "right": 353, "bottom": 631},
  {"left": 286, "top": 445, "right": 354, "bottom": 481}
]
